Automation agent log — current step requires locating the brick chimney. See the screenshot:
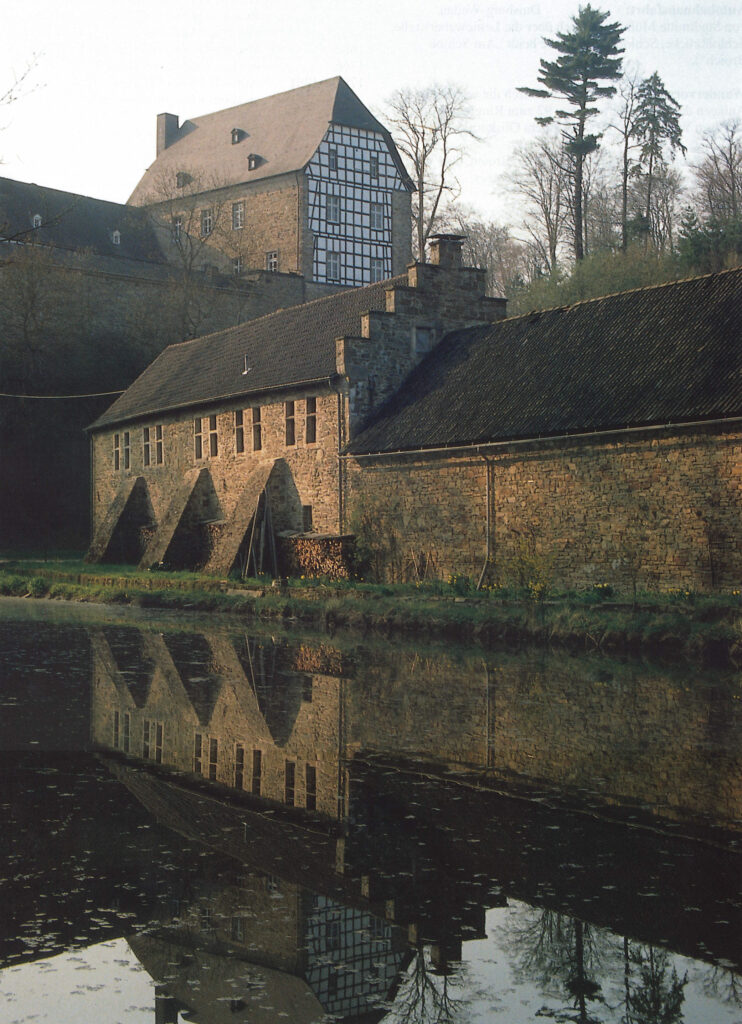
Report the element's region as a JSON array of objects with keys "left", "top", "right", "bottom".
[
  {"left": 156, "top": 113, "right": 180, "bottom": 155},
  {"left": 428, "top": 234, "right": 465, "bottom": 268}
]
